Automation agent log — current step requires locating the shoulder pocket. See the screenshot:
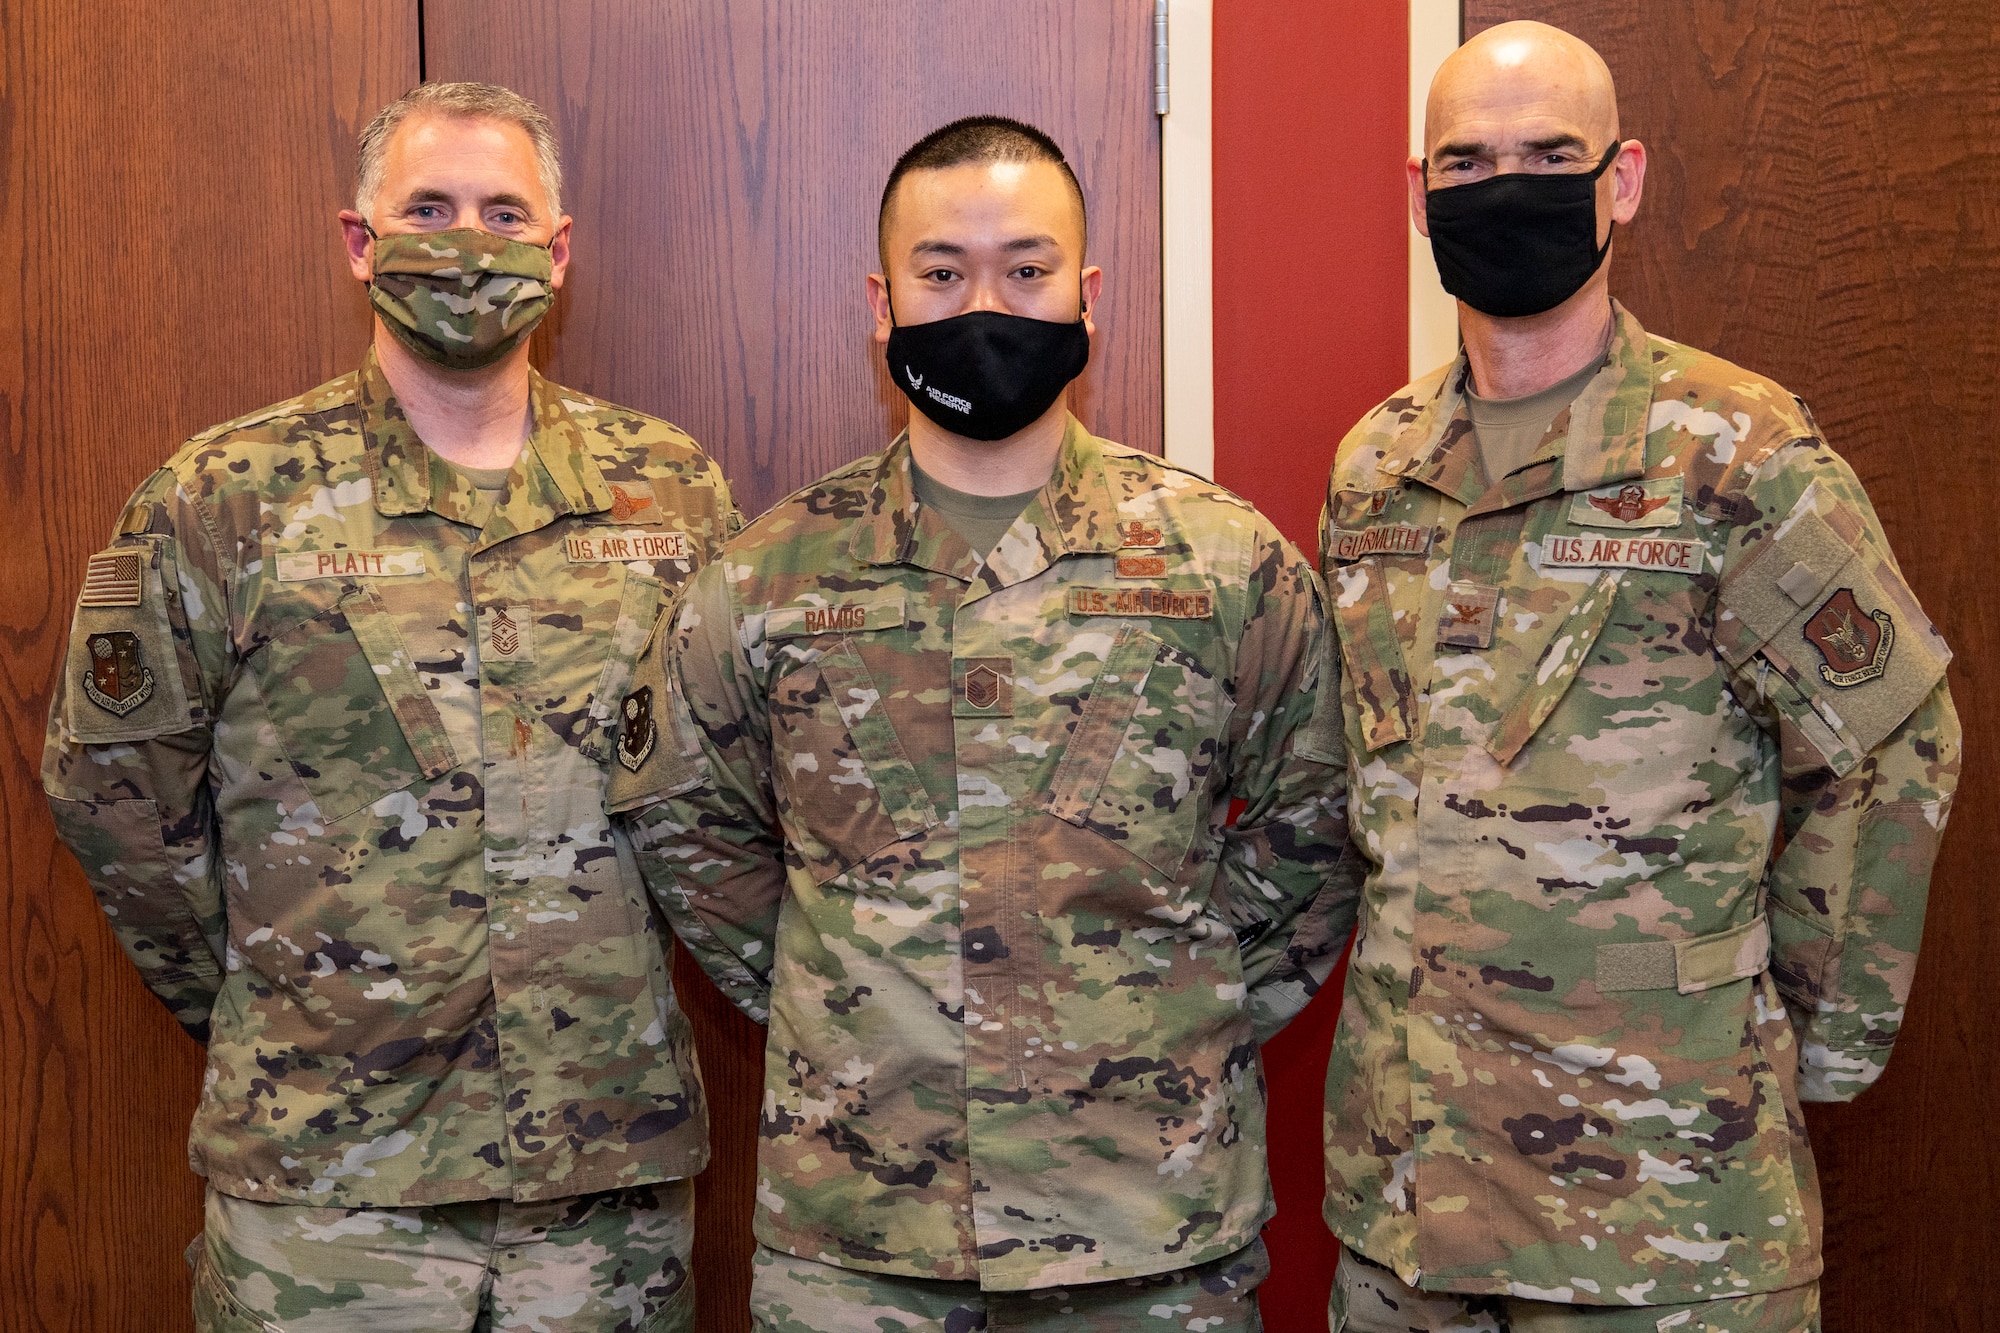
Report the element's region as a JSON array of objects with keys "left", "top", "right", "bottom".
[
  {"left": 1049, "top": 625, "right": 1225, "bottom": 876},
  {"left": 250, "top": 586, "right": 457, "bottom": 821},
  {"left": 62, "top": 536, "right": 201, "bottom": 744},
  {"left": 770, "top": 640, "right": 938, "bottom": 887},
  {"left": 1718, "top": 499, "right": 1949, "bottom": 774}
]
